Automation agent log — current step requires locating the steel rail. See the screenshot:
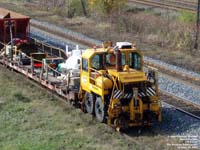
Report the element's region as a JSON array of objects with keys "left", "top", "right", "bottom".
[
  {"left": 163, "top": 102, "right": 200, "bottom": 120},
  {"left": 175, "top": 0, "right": 197, "bottom": 5},
  {"left": 167, "top": 0, "right": 197, "bottom": 6},
  {"left": 129, "top": 0, "right": 196, "bottom": 13},
  {"left": 161, "top": 90, "right": 200, "bottom": 120}
]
